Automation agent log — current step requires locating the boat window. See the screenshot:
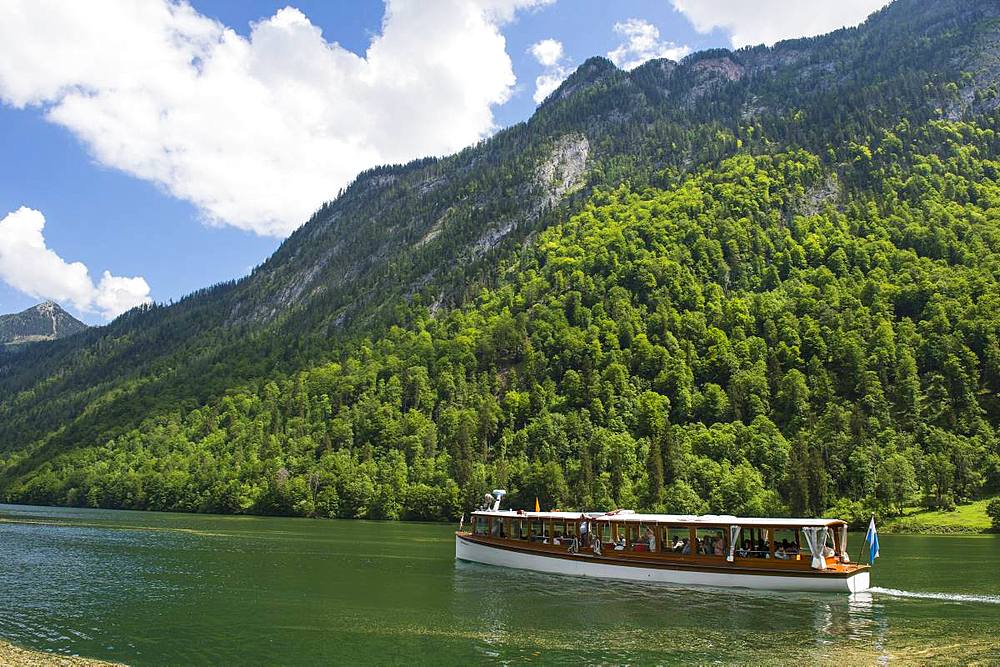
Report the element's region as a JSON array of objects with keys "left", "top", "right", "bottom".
[
  {"left": 553, "top": 522, "right": 566, "bottom": 540},
  {"left": 732, "top": 528, "right": 770, "bottom": 559},
  {"left": 598, "top": 521, "right": 612, "bottom": 545},
  {"left": 632, "top": 522, "right": 656, "bottom": 552},
  {"left": 663, "top": 526, "right": 693, "bottom": 555},
  {"left": 608, "top": 522, "right": 629, "bottom": 551},
  {"left": 772, "top": 528, "right": 803, "bottom": 561},
  {"left": 694, "top": 527, "right": 726, "bottom": 558},
  {"left": 474, "top": 516, "right": 489, "bottom": 535},
  {"left": 565, "top": 522, "right": 577, "bottom": 538},
  {"left": 530, "top": 520, "right": 544, "bottom": 541},
  {"left": 630, "top": 523, "right": 641, "bottom": 545},
  {"left": 798, "top": 529, "right": 814, "bottom": 558},
  {"left": 624, "top": 523, "right": 640, "bottom": 547}
]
